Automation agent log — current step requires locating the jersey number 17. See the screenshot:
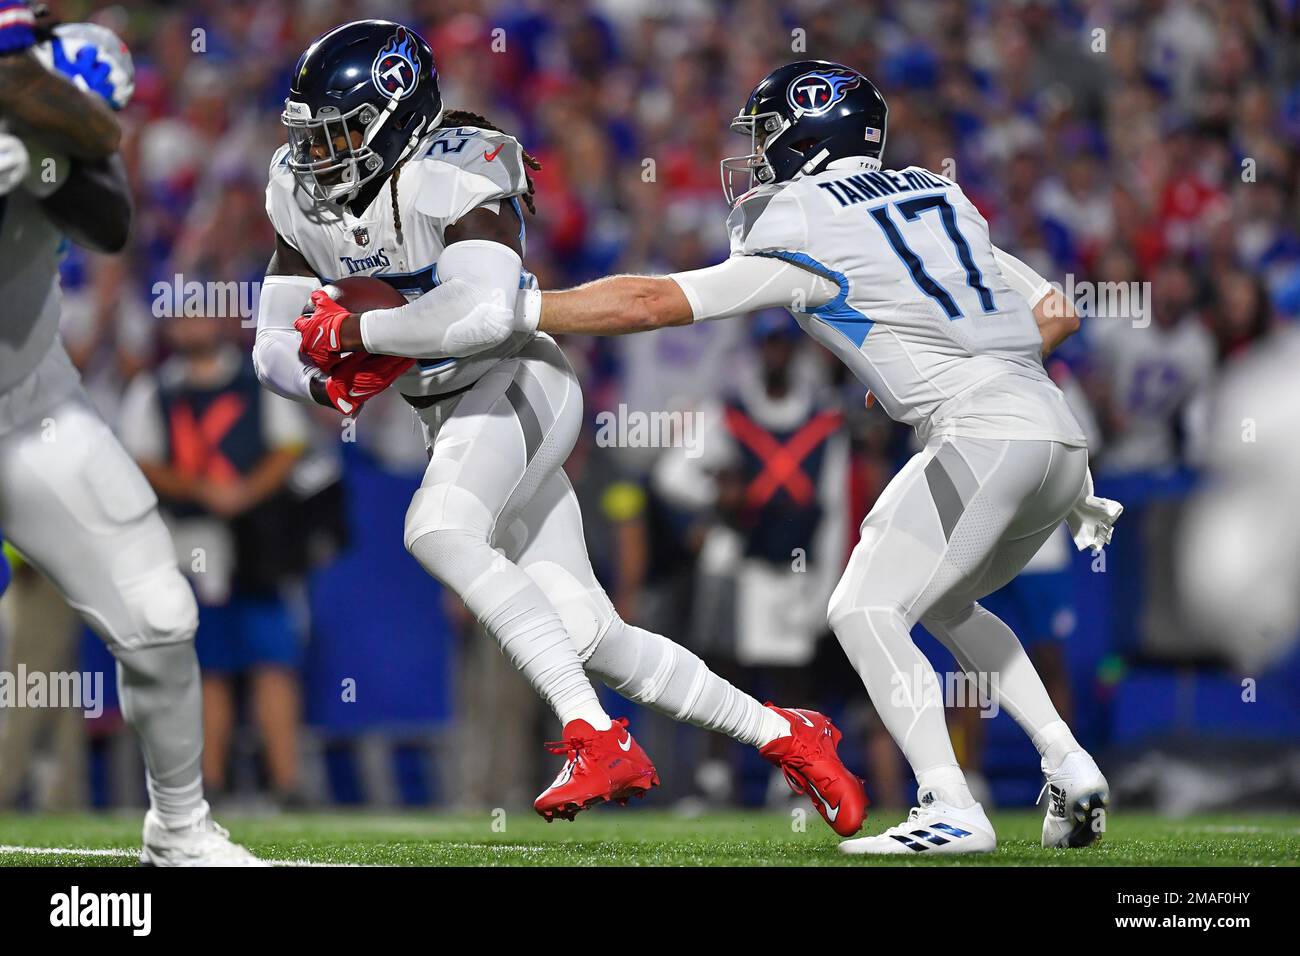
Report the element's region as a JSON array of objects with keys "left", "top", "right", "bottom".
[{"left": 870, "top": 194, "right": 997, "bottom": 320}]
